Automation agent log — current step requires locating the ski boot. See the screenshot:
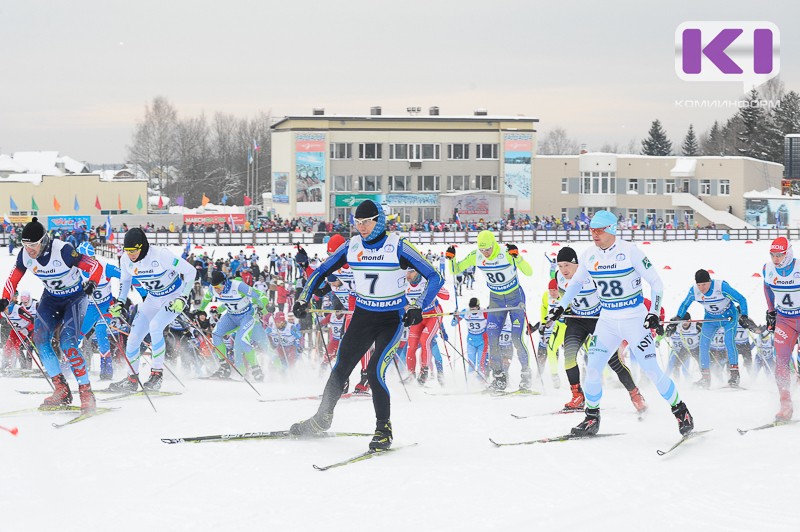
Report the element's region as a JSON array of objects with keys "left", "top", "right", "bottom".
[
  {"left": 693, "top": 369, "right": 711, "bottom": 390},
  {"left": 369, "top": 419, "right": 393, "bottom": 451},
  {"left": 209, "top": 361, "right": 232, "bottom": 379},
  {"left": 571, "top": 407, "right": 600, "bottom": 436},
  {"left": 78, "top": 383, "right": 96, "bottom": 413},
  {"left": 353, "top": 369, "right": 370, "bottom": 394},
  {"left": 289, "top": 411, "right": 334, "bottom": 436},
  {"left": 109, "top": 374, "right": 139, "bottom": 393},
  {"left": 628, "top": 387, "right": 648, "bottom": 414},
  {"left": 417, "top": 367, "right": 430, "bottom": 386},
  {"left": 251, "top": 365, "right": 264, "bottom": 383},
  {"left": 671, "top": 401, "right": 694, "bottom": 435},
  {"left": 490, "top": 370, "right": 507, "bottom": 392},
  {"left": 40, "top": 374, "right": 72, "bottom": 409},
  {"left": 143, "top": 369, "right": 163, "bottom": 391},
  {"left": 564, "top": 384, "right": 585, "bottom": 410},
  {"left": 727, "top": 365, "right": 740, "bottom": 387},
  {"left": 519, "top": 368, "right": 532, "bottom": 391},
  {"left": 776, "top": 390, "right": 793, "bottom": 422},
  {"left": 99, "top": 356, "right": 113, "bottom": 381}
]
